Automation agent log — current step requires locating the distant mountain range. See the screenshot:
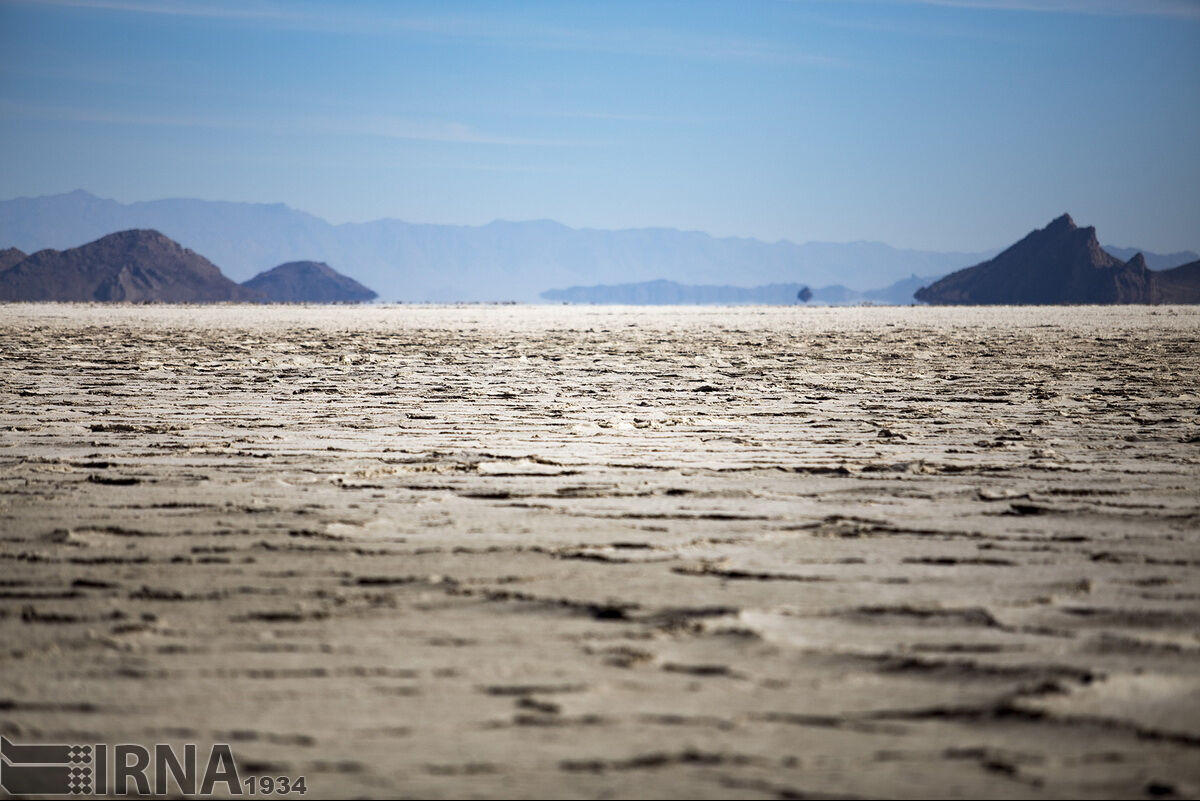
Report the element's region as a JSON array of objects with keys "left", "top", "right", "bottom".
[
  {"left": 541, "top": 272, "right": 942, "bottom": 306},
  {"left": 0, "top": 190, "right": 1011, "bottom": 302},
  {"left": 2, "top": 192, "right": 1195, "bottom": 304},
  {"left": 916, "top": 215, "right": 1200, "bottom": 305},
  {"left": 0, "top": 230, "right": 376, "bottom": 303}
]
